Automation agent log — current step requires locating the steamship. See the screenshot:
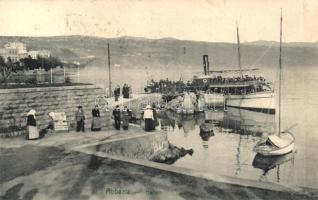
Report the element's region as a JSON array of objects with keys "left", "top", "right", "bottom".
[{"left": 191, "top": 24, "right": 275, "bottom": 114}]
